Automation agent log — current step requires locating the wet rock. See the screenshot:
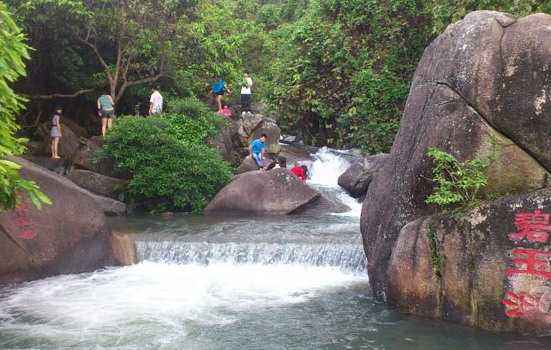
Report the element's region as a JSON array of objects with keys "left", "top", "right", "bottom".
[
  {"left": 67, "top": 169, "right": 127, "bottom": 199},
  {"left": 0, "top": 157, "right": 120, "bottom": 284},
  {"left": 338, "top": 154, "right": 389, "bottom": 199},
  {"left": 111, "top": 233, "right": 137, "bottom": 265},
  {"left": 388, "top": 188, "right": 551, "bottom": 334},
  {"left": 279, "top": 144, "right": 314, "bottom": 165},
  {"left": 361, "top": 11, "right": 551, "bottom": 300},
  {"left": 90, "top": 193, "right": 127, "bottom": 217},
  {"left": 205, "top": 168, "right": 320, "bottom": 215}
]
